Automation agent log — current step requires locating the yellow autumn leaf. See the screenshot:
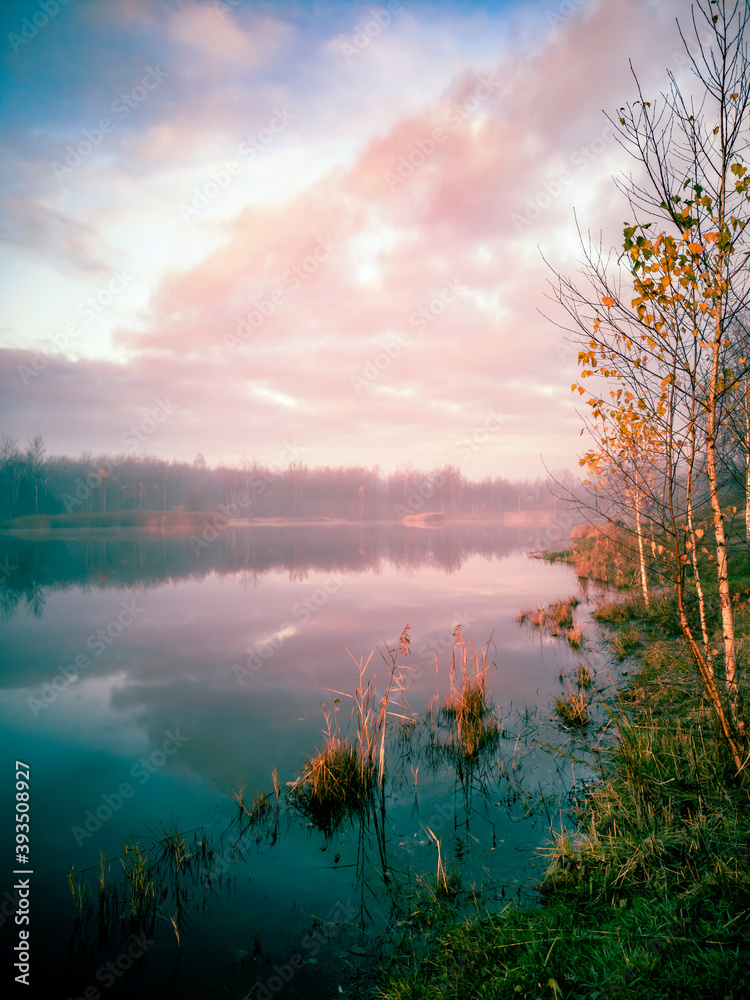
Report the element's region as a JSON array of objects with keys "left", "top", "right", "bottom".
[{"left": 602, "top": 296, "right": 615, "bottom": 308}]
